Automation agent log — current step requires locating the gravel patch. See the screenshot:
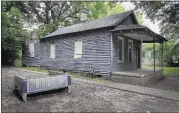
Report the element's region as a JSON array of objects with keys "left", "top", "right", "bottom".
[{"left": 2, "top": 67, "right": 179, "bottom": 112}]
